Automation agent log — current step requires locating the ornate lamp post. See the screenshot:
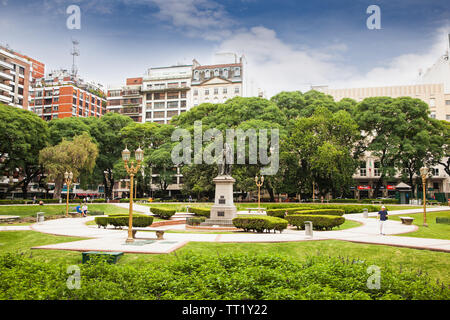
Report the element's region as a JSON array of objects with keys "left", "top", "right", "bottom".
[
  {"left": 64, "top": 171, "right": 73, "bottom": 217},
  {"left": 122, "top": 146, "right": 144, "bottom": 243},
  {"left": 255, "top": 175, "right": 264, "bottom": 213},
  {"left": 420, "top": 167, "right": 429, "bottom": 227}
]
